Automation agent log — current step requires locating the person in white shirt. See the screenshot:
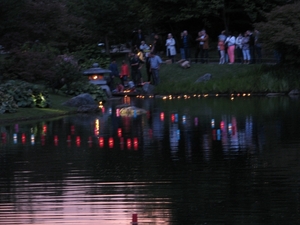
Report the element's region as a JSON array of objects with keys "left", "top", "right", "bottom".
[{"left": 165, "top": 33, "right": 176, "bottom": 63}]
